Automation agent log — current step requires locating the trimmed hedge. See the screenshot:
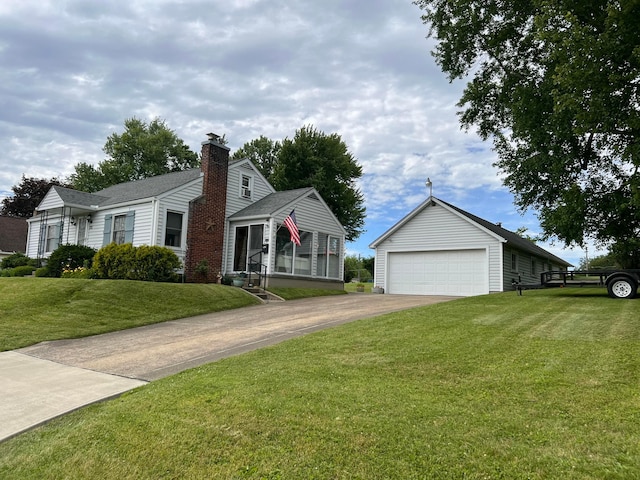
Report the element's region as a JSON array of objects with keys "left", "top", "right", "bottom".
[
  {"left": 93, "top": 243, "right": 181, "bottom": 282},
  {"left": 0, "top": 265, "right": 36, "bottom": 277},
  {"left": 46, "top": 244, "right": 97, "bottom": 278},
  {"left": 0, "top": 252, "right": 34, "bottom": 269}
]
